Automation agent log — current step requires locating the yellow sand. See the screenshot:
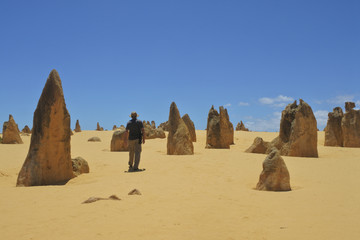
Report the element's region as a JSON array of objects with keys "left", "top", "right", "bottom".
[{"left": 1, "top": 130, "right": 360, "bottom": 240}]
